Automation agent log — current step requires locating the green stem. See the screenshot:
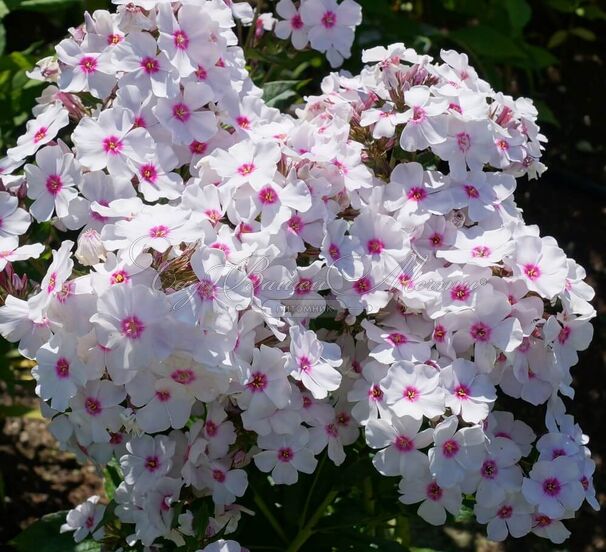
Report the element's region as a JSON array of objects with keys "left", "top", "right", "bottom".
[
  {"left": 252, "top": 489, "right": 289, "bottom": 544},
  {"left": 286, "top": 489, "right": 338, "bottom": 552},
  {"left": 299, "top": 453, "right": 326, "bottom": 529}
]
